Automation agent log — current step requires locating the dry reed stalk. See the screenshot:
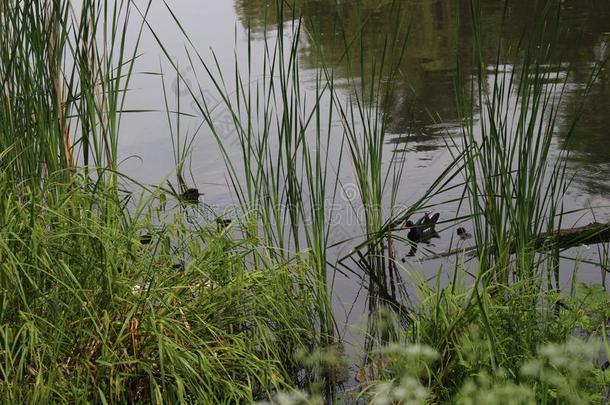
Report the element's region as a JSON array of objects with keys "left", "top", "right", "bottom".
[{"left": 44, "top": 0, "right": 74, "bottom": 167}]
